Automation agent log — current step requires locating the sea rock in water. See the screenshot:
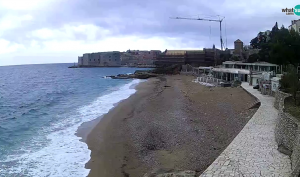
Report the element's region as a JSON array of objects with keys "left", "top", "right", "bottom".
[
  {"left": 134, "top": 73, "right": 158, "bottom": 79},
  {"left": 107, "top": 64, "right": 181, "bottom": 80},
  {"left": 106, "top": 73, "right": 158, "bottom": 79}
]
